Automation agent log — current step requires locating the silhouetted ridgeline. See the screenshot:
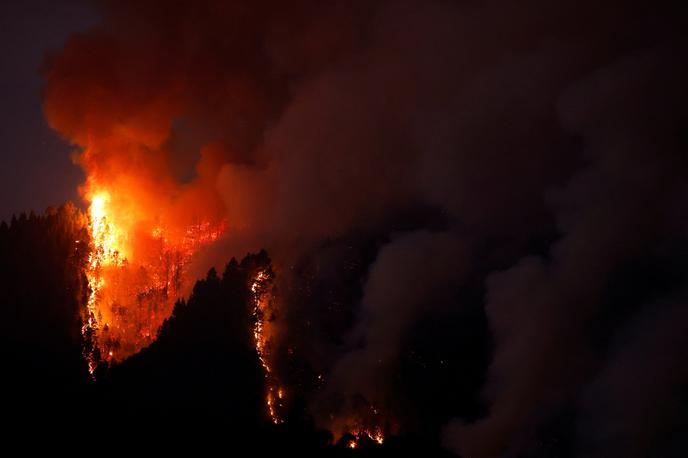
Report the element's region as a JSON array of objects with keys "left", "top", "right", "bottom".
[
  {"left": 0, "top": 206, "right": 453, "bottom": 455},
  {"left": 94, "top": 251, "right": 274, "bottom": 435}
]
